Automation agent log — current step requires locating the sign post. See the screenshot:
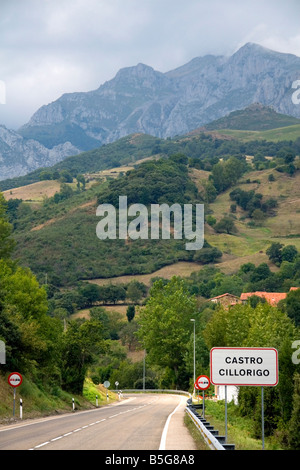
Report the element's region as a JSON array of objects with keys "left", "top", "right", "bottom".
[
  {"left": 104, "top": 381, "right": 110, "bottom": 402},
  {"left": 7, "top": 372, "right": 23, "bottom": 417},
  {"left": 194, "top": 375, "right": 211, "bottom": 419},
  {"left": 210, "top": 347, "right": 278, "bottom": 449}
]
